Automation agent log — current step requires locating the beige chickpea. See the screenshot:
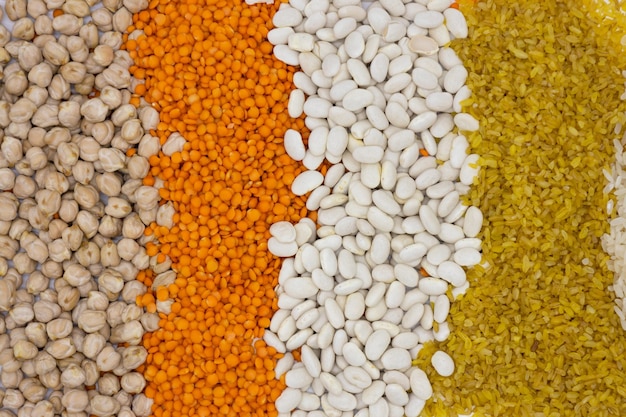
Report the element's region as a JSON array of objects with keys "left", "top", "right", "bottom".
[
  {"left": 92, "top": 44, "right": 115, "bottom": 67},
  {"left": 59, "top": 227, "right": 79, "bottom": 255},
  {"left": 32, "top": 33, "right": 55, "bottom": 49},
  {"left": 114, "top": 50, "right": 133, "bottom": 69},
  {"left": 75, "top": 210, "right": 99, "bottom": 238},
  {"left": 52, "top": 14, "right": 82, "bottom": 36},
  {"left": 0, "top": 349, "right": 20, "bottom": 373},
  {"left": 120, "top": 372, "right": 145, "bottom": 395},
  {"left": 104, "top": 198, "right": 130, "bottom": 219},
  {"left": 48, "top": 74, "right": 71, "bottom": 100},
  {"left": 27, "top": 0, "right": 48, "bottom": 17},
  {"left": 6, "top": 122, "right": 32, "bottom": 142},
  {"left": 46, "top": 337, "right": 76, "bottom": 360},
  {"left": 111, "top": 8, "right": 132, "bottom": 33},
  {"left": 0, "top": 278, "right": 16, "bottom": 312},
  {"left": 34, "top": 15, "right": 53, "bottom": 35},
  {"left": 12, "top": 175, "right": 36, "bottom": 199},
  {"left": 24, "top": 146, "right": 47, "bottom": 170},
  {"left": 98, "top": 372, "right": 121, "bottom": 396},
  {"left": 96, "top": 345, "right": 121, "bottom": 372},
  {"left": 0, "top": 220, "right": 10, "bottom": 235},
  {"left": 77, "top": 279, "right": 98, "bottom": 298},
  {"left": 71, "top": 160, "right": 94, "bottom": 185},
  {"left": 13, "top": 252, "right": 37, "bottom": 274},
  {"left": 63, "top": 0, "right": 91, "bottom": 17},
  {"left": 15, "top": 288, "right": 34, "bottom": 304},
  {"left": 87, "top": 291, "right": 109, "bottom": 311},
  {"left": 31, "top": 401, "right": 54, "bottom": 417},
  {"left": 17, "top": 42, "right": 41, "bottom": 71},
  {"left": 111, "top": 260, "right": 137, "bottom": 282},
  {"left": 48, "top": 391, "right": 63, "bottom": 414},
  {"left": 60, "top": 61, "right": 87, "bottom": 85},
  {"left": 95, "top": 172, "right": 122, "bottom": 197},
  {"left": 56, "top": 101, "right": 81, "bottom": 129},
  {"left": 60, "top": 363, "right": 86, "bottom": 388},
  {"left": 0, "top": 47, "right": 8, "bottom": 64},
  {"left": 20, "top": 231, "right": 49, "bottom": 263},
  {"left": 81, "top": 98, "right": 109, "bottom": 123},
  {"left": 42, "top": 40, "right": 70, "bottom": 66},
  {"left": 3, "top": 389, "right": 25, "bottom": 409},
  {"left": 102, "top": 0, "right": 123, "bottom": 11},
  {"left": 62, "top": 389, "right": 89, "bottom": 413},
  {"left": 121, "top": 304, "right": 142, "bottom": 324},
  {"left": 76, "top": 137, "right": 100, "bottom": 162},
  {"left": 45, "top": 317, "right": 72, "bottom": 341},
  {"left": 121, "top": 212, "right": 144, "bottom": 240},
  {"left": 73, "top": 183, "right": 100, "bottom": 209},
  {"left": 75, "top": 73, "right": 96, "bottom": 96},
  {"left": 13, "top": 339, "right": 38, "bottom": 360},
  {"left": 34, "top": 351, "right": 56, "bottom": 376},
  {"left": 2, "top": 136, "right": 23, "bottom": 165},
  {"left": 110, "top": 104, "right": 136, "bottom": 127},
  {"left": 101, "top": 63, "right": 129, "bottom": 91},
  {"left": 24, "top": 322, "right": 47, "bottom": 348},
  {"left": 41, "top": 260, "right": 63, "bottom": 280},
  {"left": 13, "top": 18, "right": 35, "bottom": 41},
  {"left": 0, "top": 26, "right": 10, "bottom": 47},
  {"left": 121, "top": 119, "right": 143, "bottom": 144},
  {"left": 27, "top": 62, "right": 53, "bottom": 88},
  {"left": 137, "top": 134, "right": 160, "bottom": 159},
  {"left": 111, "top": 321, "right": 143, "bottom": 346},
  {"left": 114, "top": 390, "right": 132, "bottom": 409},
  {"left": 20, "top": 378, "right": 47, "bottom": 403},
  {"left": 2, "top": 370, "right": 24, "bottom": 389},
  {"left": 82, "top": 333, "right": 106, "bottom": 360},
  {"left": 33, "top": 300, "right": 61, "bottom": 324},
  {"left": 91, "top": 8, "right": 113, "bottom": 31},
  {"left": 138, "top": 105, "right": 159, "bottom": 130},
  {"left": 117, "top": 238, "right": 139, "bottom": 261},
  {"left": 9, "top": 302, "right": 34, "bottom": 327},
  {"left": 99, "top": 87, "right": 122, "bottom": 111},
  {"left": 39, "top": 368, "right": 61, "bottom": 390},
  {"left": 9, "top": 98, "right": 37, "bottom": 124},
  {"left": 58, "top": 199, "right": 79, "bottom": 223},
  {"left": 98, "top": 148, "right": 125, "bottom": 172},
  {"left": 75, "top": 241, "right": 100, "bottom": 267},
  {"left": 0, "top": 101, "right": 10, "bottom": 127},
  {"left": 132, "top": 394, "right": 153, "bottom": 417},
  {"left": 47, "top": 239, "right": 71, "bottom": 263},
  {"left": 35, "top": 189, "right": 62, "bottom": 216},
  {"left": 31, "top": 103, "right": 60, "bottom": 128},
  {"left": 5, "top": 268, "right": 23, "bottom": 290},
  {"left": 85, "top": 55, "right": 106, "bottom": 76},
  {"left": 139, "top": 312, "right": 159, "bottom": 333},
  {"left": 63, "top": 263, "right": 92, "bottom": 287},
  {"left": 5, "top": 70, "right": 28, "bottom": 96},
  {"left": 26, "top": 270, "right": 49, "bottom": 295},
  {"left": 133, "top": 186, "right": 159, "bottom": 211},
  {"left": 66, "top": 35, "right": 88, "bottom": 62},
  {"left": 98, "top": 269, "right": 124, "bottom": 296},
  {"left": 98, "top": 215, "right": 122, "bottom": 239},
  {"left": 77, "top": 310, "right": 107, "bottom": 333},
  {"left": 41, "top": 169, "right": 70, "bottom": 194},
  {"left": 121, "top": 281, "right": 146, "bottom": 305},
  {"left": 122, "top": 346, "right": 148, "bottom": 371},
  {"left": 91, "top": 395, "right": 121, "bottom": 417},
  {"left": 48, "top": 220, "right": 69, "bottom": 242},
  {"left": 5, "top": 0, "right": 27, "bottom": 20},
  {"left": 109, "top": 133, "right": 130, "bottom": 153},
  {"left": 23, "top": 85, "right": 49, "bottom": 107},
  {"left": 0, "top": 167, "right": 15, "bottom": 190}
]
